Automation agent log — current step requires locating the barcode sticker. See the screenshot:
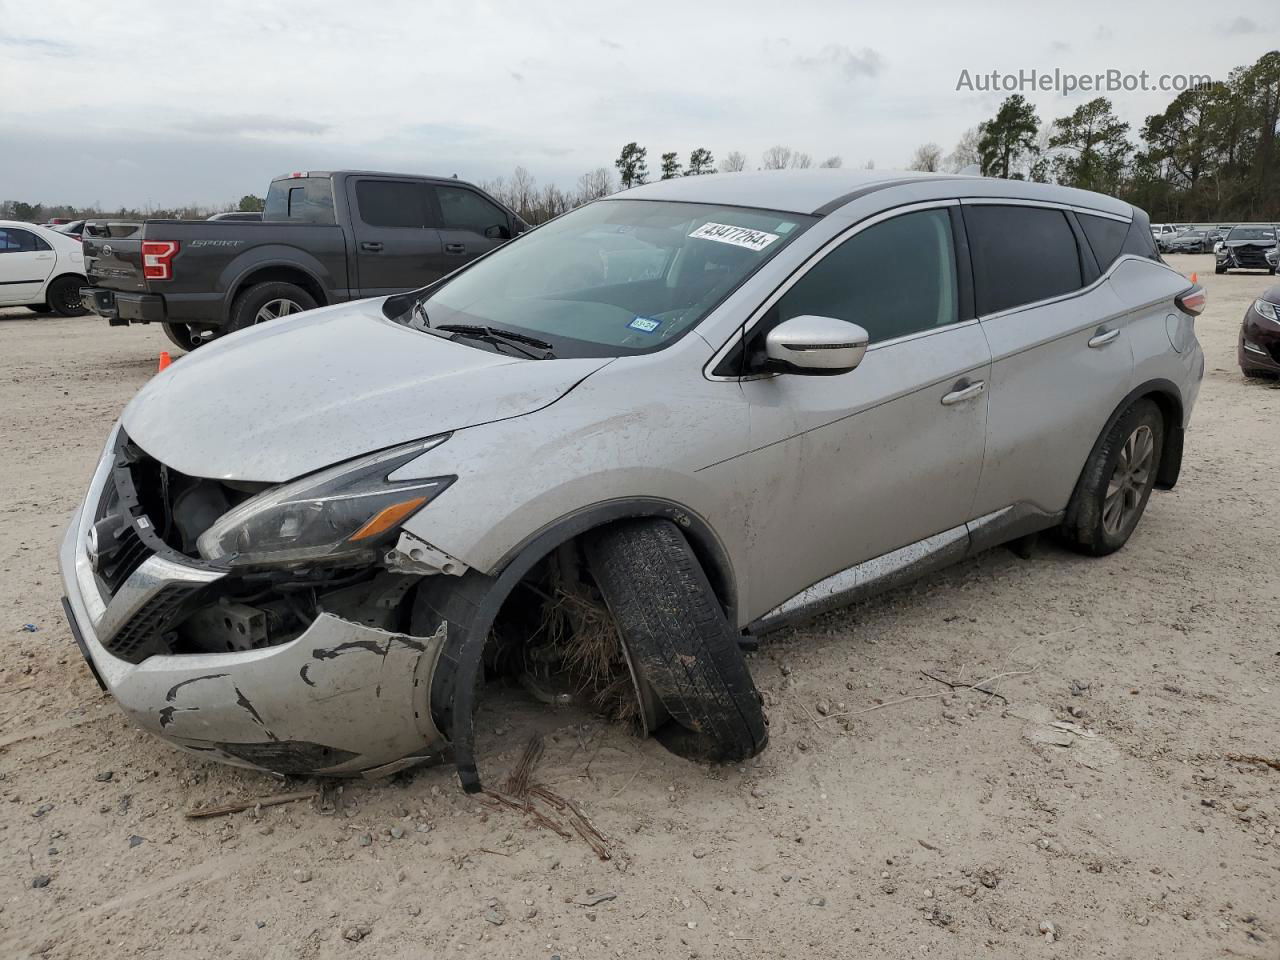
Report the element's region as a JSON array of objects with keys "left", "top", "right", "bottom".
[{"left": 688, "top": 222, "right": 779, "bottom": 252}]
